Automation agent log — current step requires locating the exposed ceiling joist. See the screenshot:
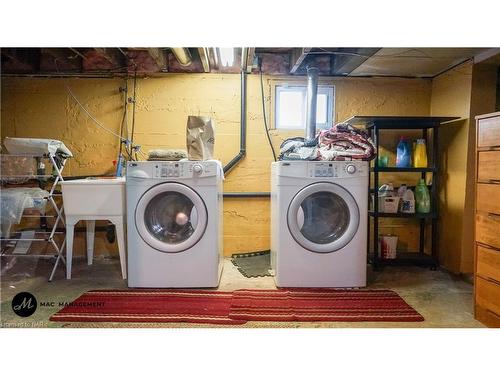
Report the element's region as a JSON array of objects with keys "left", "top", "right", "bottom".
[
  {"left": 290, "top": 48, "right": 312, "bottom": 74},
  {"left": 147, "top": 48, "right": 168, "bottom": 71},
  {"left": 41, "top": 48, "right": 80, "bottom": 71},
  {"left": 2, "top": 47, "right": 495, "bottom": 78},
  {"left": 69, "top": 48, "right": 87, "bottom": 60},
  {"left": 94, "top": 48, "right": 123, "bottom": 67},
  {"left": 198, "top": 47, "right": 210, "bottom": 73}
]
